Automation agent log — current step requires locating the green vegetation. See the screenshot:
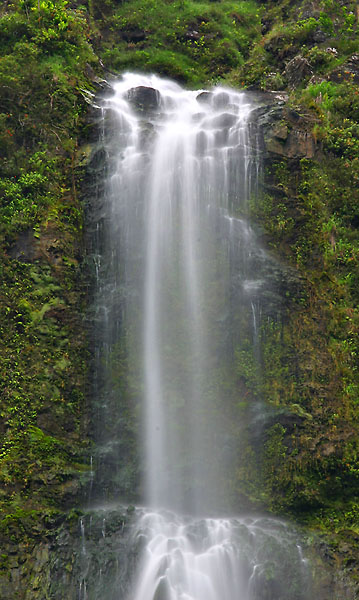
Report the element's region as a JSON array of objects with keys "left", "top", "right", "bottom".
[
  {"left": 0, "top": 0, "right": 96, "bottom": 526},
  {"left": 92, "top": 0, "right": 261, "bottom": 85},
  {"left": 229, "top": 3, "right": 359, "bottom": 576},
  {"left": 206, "top": 0, "right": 359, "bottom": 579},
  {"left": 247, "top": 143, "right": 359, "bottom": 510},
  {"left": 227, "top": 0, "right": 359, "bottom": 89},
  {"left": 1, "top": 0, "right": 359, "bottom": 592}
]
